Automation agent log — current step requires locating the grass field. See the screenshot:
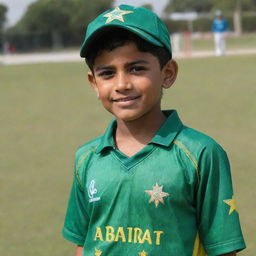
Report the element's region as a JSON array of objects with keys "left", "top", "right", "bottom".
[
  {"left": 190, "top": 33, "right": 256, "bottom": 51},
  {"left": 1, "top": 55, "right": 255, "bottom": 255}
]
